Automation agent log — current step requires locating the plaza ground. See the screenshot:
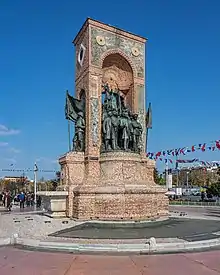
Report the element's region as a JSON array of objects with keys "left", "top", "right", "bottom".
[
  {"left": 1, "top": 205, "right": 220, "bottom": 273},
  {"left": 0, "top": 247, "right": 220, "bottom": 275}
]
